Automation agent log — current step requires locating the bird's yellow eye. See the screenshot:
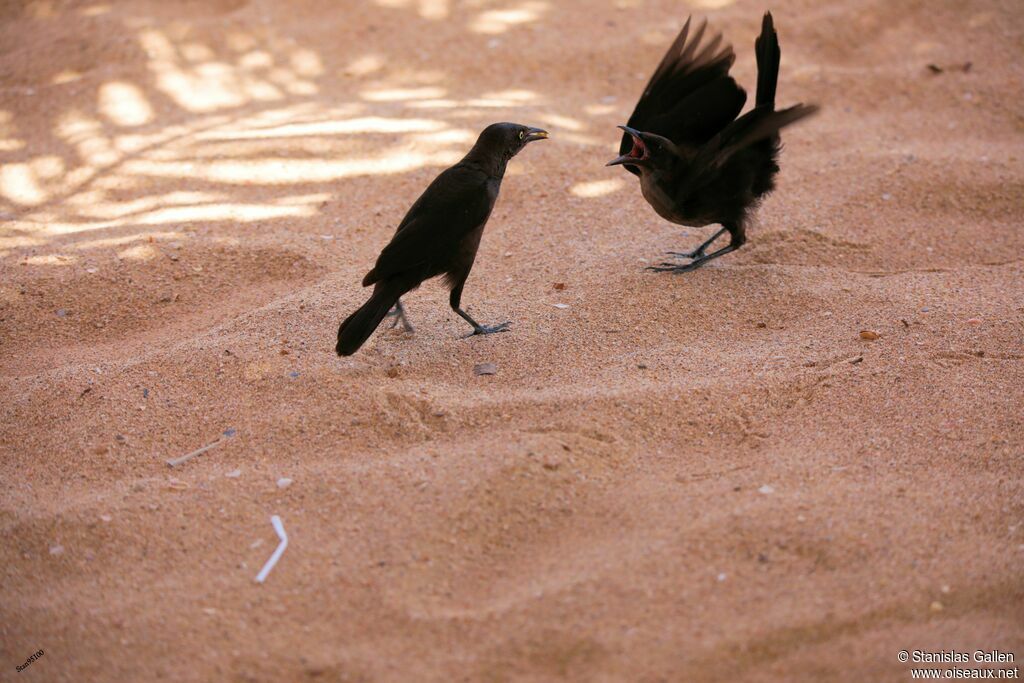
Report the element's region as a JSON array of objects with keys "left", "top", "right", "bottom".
[{"left": 519, "top": 130, "right": 525, "bottom": 139}]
